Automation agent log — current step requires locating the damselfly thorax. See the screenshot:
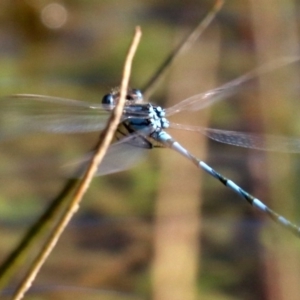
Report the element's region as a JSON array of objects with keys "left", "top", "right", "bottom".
[{"left": 103, "top": 88, "right": 169, "bottom": 148}]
